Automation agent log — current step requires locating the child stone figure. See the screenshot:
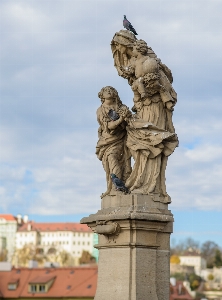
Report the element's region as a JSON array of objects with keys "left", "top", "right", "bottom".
[
  {"left": 96, "top": 86, "right": 131, "bottom": 197},
  {"left": 121, "top": 39, "right": 175, "bottom": 113}
]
